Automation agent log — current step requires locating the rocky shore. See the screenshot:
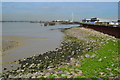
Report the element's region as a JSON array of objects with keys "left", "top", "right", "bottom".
[{"left": 1, "top": 27, "right": 117, "bottom": 79}]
